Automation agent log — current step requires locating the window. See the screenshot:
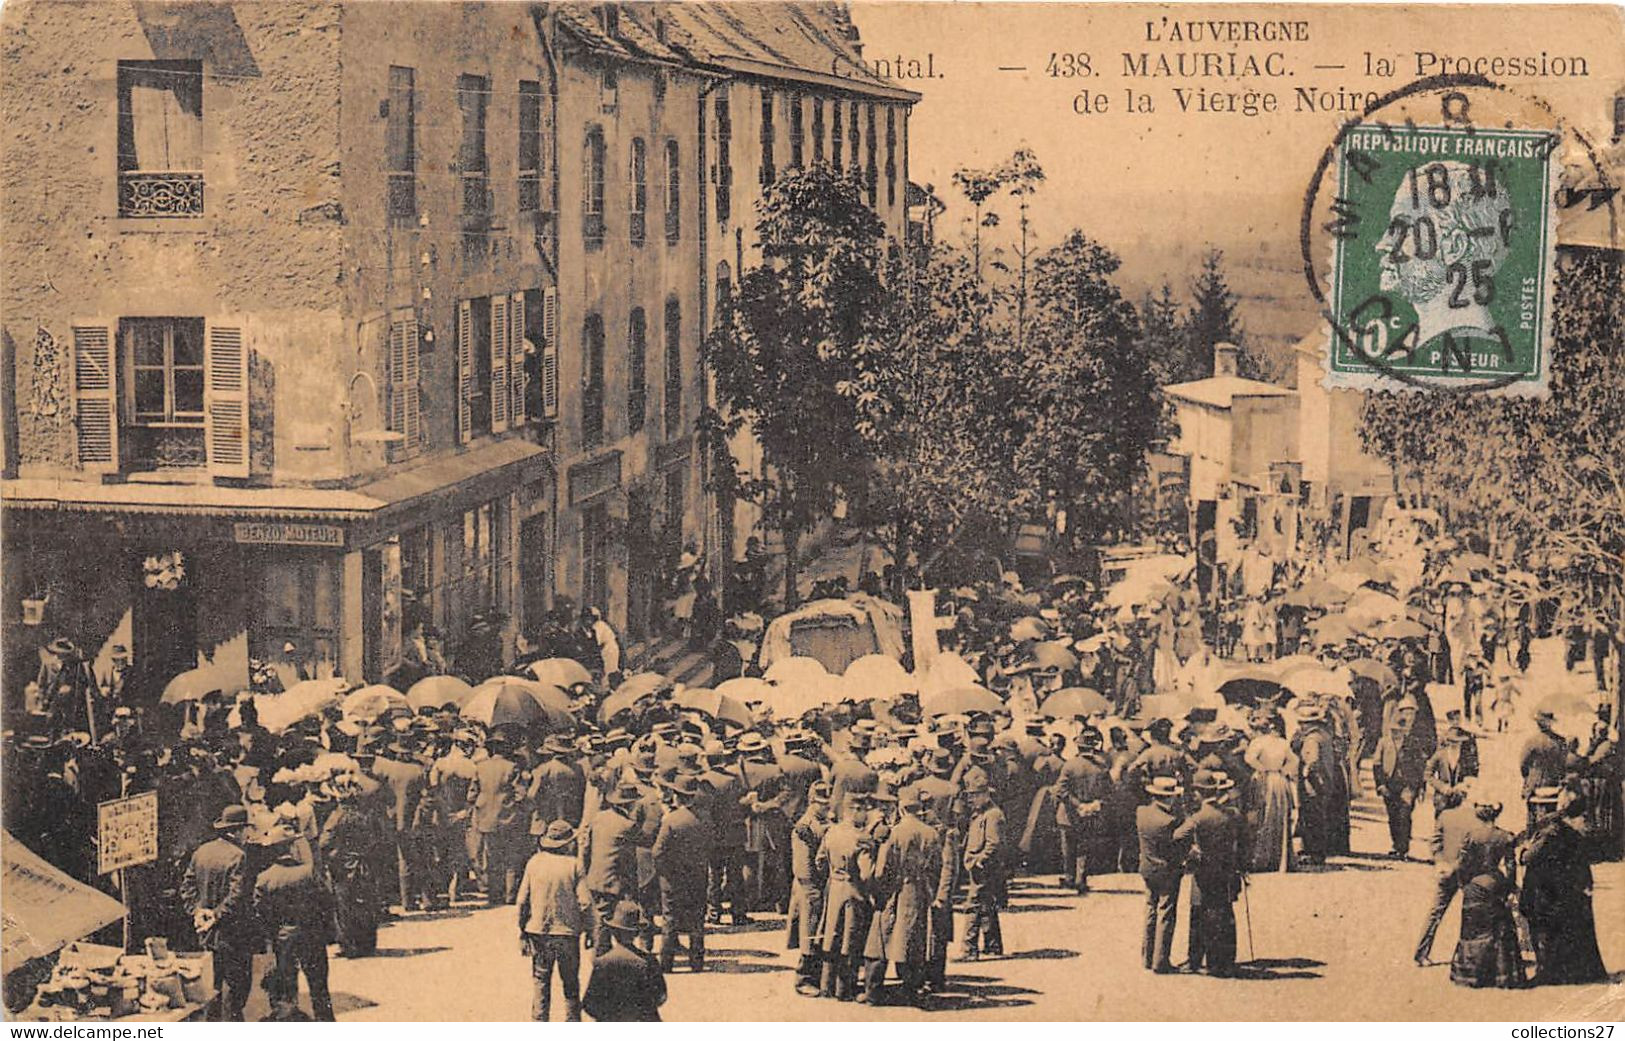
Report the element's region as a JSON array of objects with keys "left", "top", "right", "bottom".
[
  {"left": 849, "top": 101, "right": 861, "bottom": 180},
  {"left": 518, "top": 79, "right": 543, "bottom": 212},
  {"left": 885, "top": 106, "right": 897, "bottom": 207},
  {"left": 582, "top": 503, "right": 610, "bottom": 613},
  {"left": 386, "top": 311, "right": 422, "bottom": 458},
  {"left": 600, "top": 67, "right": 618, "bottom": 114},
  {"left": 386, "top": 66, "right": 416, "bottom": 221},
  {"left": 865, "top": 103, "right": 878, "bottom": 207},
  {"left": 116, "top": 60, "right": 203, "bottom": 217},
  {"left": 759, "top": 88, "right": 775, "bottom": 185},
  {"left": 664, "top": 139, "right": 681, "bottom": 244},
  {"left": 582, "top": 313, "right": 605, "bottom": 448},
  {"left": 457, "top": 74, "right": 489, "bottom": 220},
  {"left": 831, "top": 100, "right": 843, "bottom": 169},
  {"left": 715, "top": 93, "right": 732, "bottom": 224},
  {"left": 663, "top": 296, "right": 682, "bottom": 437},
  {"left": 470, "top": 297, "right": 492, "bottom": 438},
  {"left": 715, "top": 261, "right": 732, "bottom": 312},
  {"left": 257, "top": 559, "right": 340, "bottom": 674},
  {"left": 789, "top": 93, "right": 804, "bottom": 169},
  {"left": 628, "top": 308, "right": 647, "bottom": 433},
  {"left": 399, "top": 526, "right": 434, "bottom": 626},
  {"left": 583, "top": 127, "right": 606, "bottom": 249},
  {"left": 628, "top": 136, "right": 647, "bottom": 246},
  {"left": 460, "top": 501, "right": 501, "bottom": 620},
  {"left": 812, "top": 98, "right": 825, "bottom": 165},
  {"left": 123, "top": 317, "right": 205, "bottom": 469}
]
